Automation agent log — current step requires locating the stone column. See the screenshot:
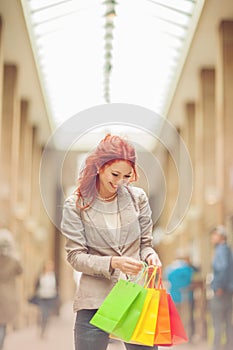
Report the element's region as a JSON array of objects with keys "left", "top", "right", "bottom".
[
  {"left": 216, "top": 21, "right": 233, "bottom": 225},
  {"left": 0, "top": 17, "right": 3, "bottom": 151},
  {"left": 0, "top": 64, "right": 19, "bottom": 228},
  {"left": 185, "top": 103, "right": 195, "bottom": 168},
  {"left": 199, "top": 68, "right": 218, "bottom": 228},
  {"left": 197, "top": 69, "right": 219, "bottom": 307}
]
